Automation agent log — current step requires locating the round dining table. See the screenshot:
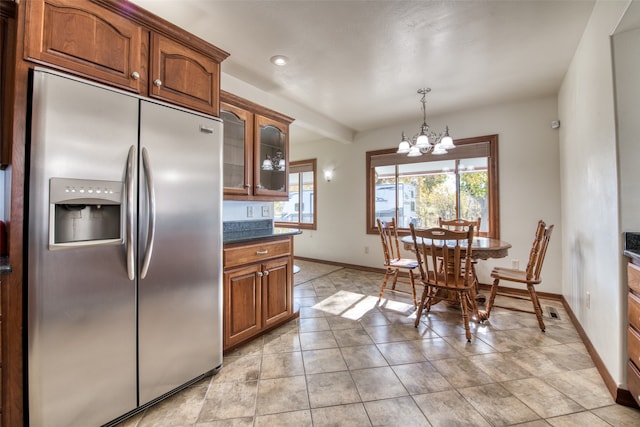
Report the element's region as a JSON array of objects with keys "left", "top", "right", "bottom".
[{"left": 400, "top": 235, "right": 512, "bottom": 260}]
